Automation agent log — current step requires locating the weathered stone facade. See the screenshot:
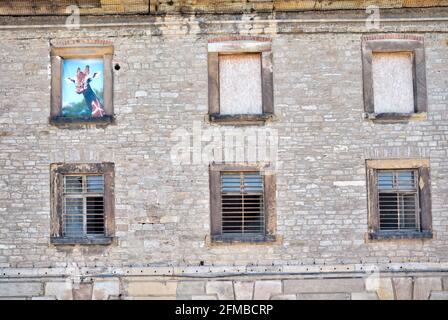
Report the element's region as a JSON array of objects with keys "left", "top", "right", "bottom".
[{"left": 1, "top": 2, "right": 448, "bottom": 299}]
